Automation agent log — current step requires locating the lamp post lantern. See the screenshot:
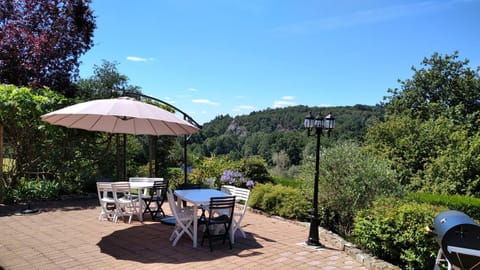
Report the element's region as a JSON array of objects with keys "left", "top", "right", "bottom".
[{"left": 304, "top": 111, "right": 335, "bottom": 246}]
